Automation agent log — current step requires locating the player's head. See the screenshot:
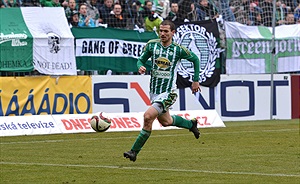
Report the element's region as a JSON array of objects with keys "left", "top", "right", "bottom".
[{"left": 159, "top": 20, "right": 176, "bottom": 45}]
